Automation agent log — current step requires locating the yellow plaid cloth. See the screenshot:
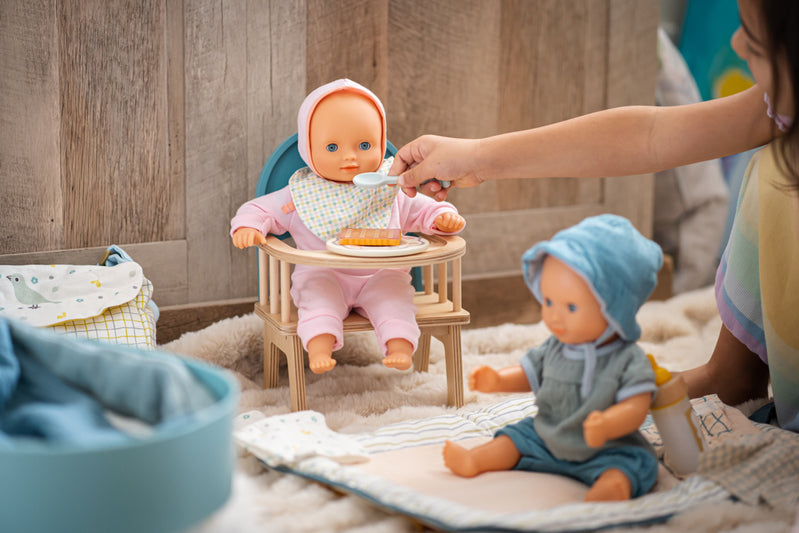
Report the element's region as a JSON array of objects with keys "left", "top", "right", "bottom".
[{"left": 49, "top": 276, "right": 157, "bottom": 349}]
